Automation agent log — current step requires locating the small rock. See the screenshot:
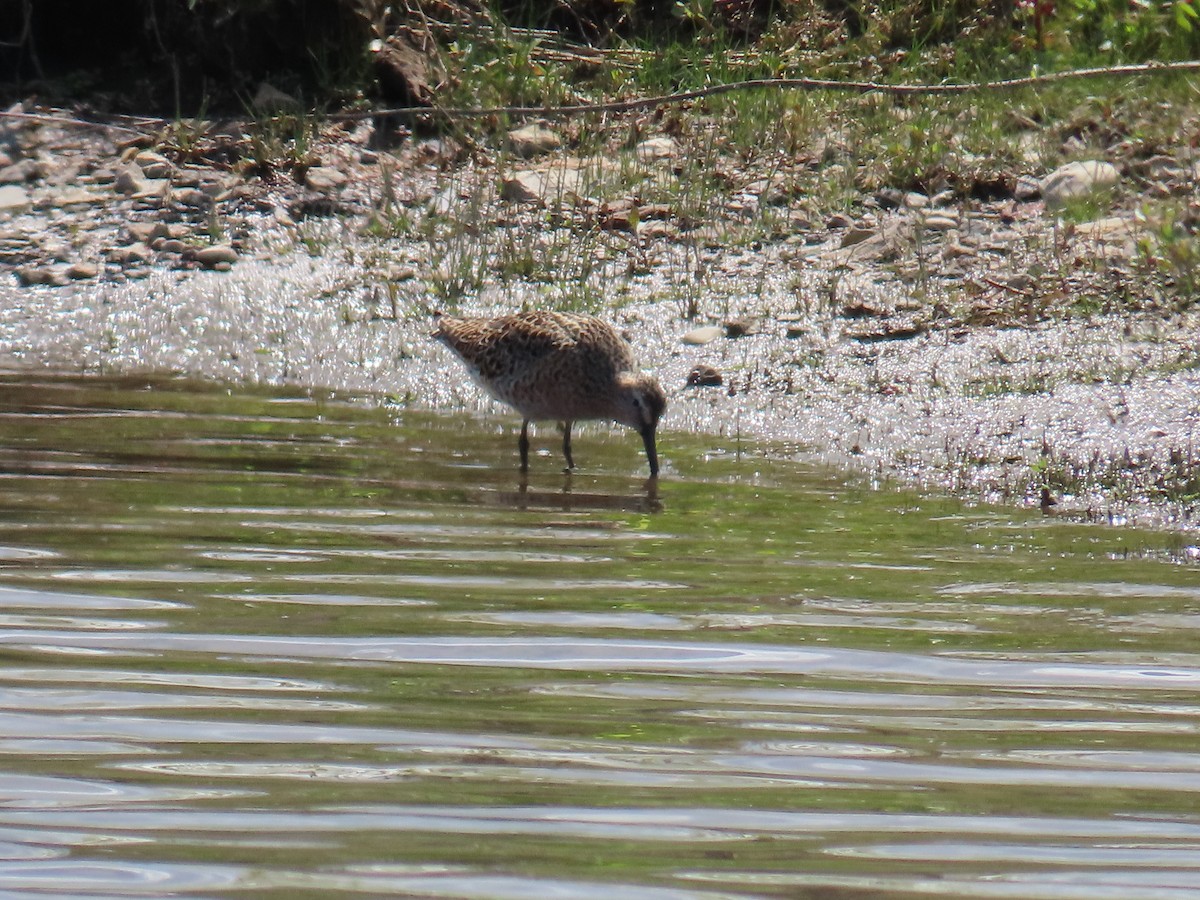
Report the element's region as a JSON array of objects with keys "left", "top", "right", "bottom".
[
  {"left": 428, "top": 185, "right": 463, "bottom": 216},
  {"left": 753, "top": 177, "right": 794, "bottom": 206},
  {"left": 111, "top": 242, "right": 153, "bottom": 265},
  {"left": 42, "top": 240, "right": 70, "bottom": 261},
  {"left": 171, "top": 167, "right": 204, "bottom": 188},
  {"left": 637, "top": 219, "right": 678, "bottom": 240},
  {"left": 874, "top": 187, "right": 906, "bottom": 209},
  {"left": 197, "top": 176, "right": 234, "bottom": 198},
  {"left": 176, "top": 188, "right": 213, "bottom": 208},
  {"left": 997, "top": 272, "right": 1036, "bottom": 293},
  {"left": 840, "top": 226, "right": 876, "bottom": 248},
  {"left": 508, "top": 124, "right": 562, "bottom": 158},
  {"left": 128, "top": 222, "right": 170, "bottom": 244},
  {"left": 691, "top": 226, "right": 725, "bottom": 251},
  {"left": 1013, "top": 174, "right": 1041, "bottom": 201},
  {"left": 0, "top": 159, "right": 40, "bottom": 183},
  {"left": 598, "top": 201, "right": 636, "bottom": 231},
  {"left": 789, "top": 212, "right": 815, "bottom": 232},
  {"left": 500, "top": 166, "right": 586, "bottom": 205},
  {"left": 1075, "top": 216, "right": 1135, "bottom": 240},
  {"left": 16, "top": 265, "right": 68, "bottom": 286},
  {"left": 304, "top": 166, "right": 347, "bottom": 191},
  {"left": 873, "top": 188, "right": 929, "bottom": 210},
  {"left": 1062, "top": 135, "right": 1087, "bottom": 156},
  {"left": 681, "top": 325, "right": 724, "bottom": 346},
  {"left": 133, "top": 181, "right": 169, "bottom": 202},
  {"left": 273, "top": 206, "right": 297, "bottom": 228},
  {"left": 113, "top": 163, "right": 149, "bottom": 195},
  {"left": 1141, "top": 155, "right": 1183, "bottom": 181},
  {"left": 1073, "top": 216, "right": 1139, "bottom": 257},
  {"left": 918, "top": 213, "right": 958, "bottom": 231},
  {"left": 686, "top": 364, "right": 723, "bottom": 387},
  {"left": 290, "top": 194, "right": 349, "bottom": 219},
  {"left": 500, "top": 171, "right": 548, "bottom": 204},
  {"left": 842, "top": 300, "right": 889, "bottom": 319},
  {"left": 724, "top": 319, "right": 759, "bottom": 338},
  {"left": 134, "top": 150, "right": 173, "bottom": 179},
  {"left": 54, "top": 188, "right": 105, "bottom": 206},
  {"left": 47, "top": 161, "right": 82, "bottom": 187},
  {"left": 156, "top": 238, "right": 188, "bottom": 253},
  {"left": 846, "top": 319, "right": 928, "bottom": 343},
  {"left": 785, "top": 324, "right": 806, "bottom": 338},
  {"left": 1040, "top": 160, "right": 1120, "bottom": 208},
  {"left": 636, "top": 136, "right": 679, "bottom": 161},
  {"left": 194, "top": 244, "right": 239, "bottom": 268},
  {"left": 945, "top": 240, "right": 976, "bottom": 259},
  {"left": 826, "top": 213, "right": 854, "bottom": 229},
  {"left": 66, "top": 261, "right": 99, "bottom": 280},
  {"left": 0, "top": 184, "right": 31, "bottom": 213},
  {"left": 638, "top": 202, "right": 673, "bottom": 220}
]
